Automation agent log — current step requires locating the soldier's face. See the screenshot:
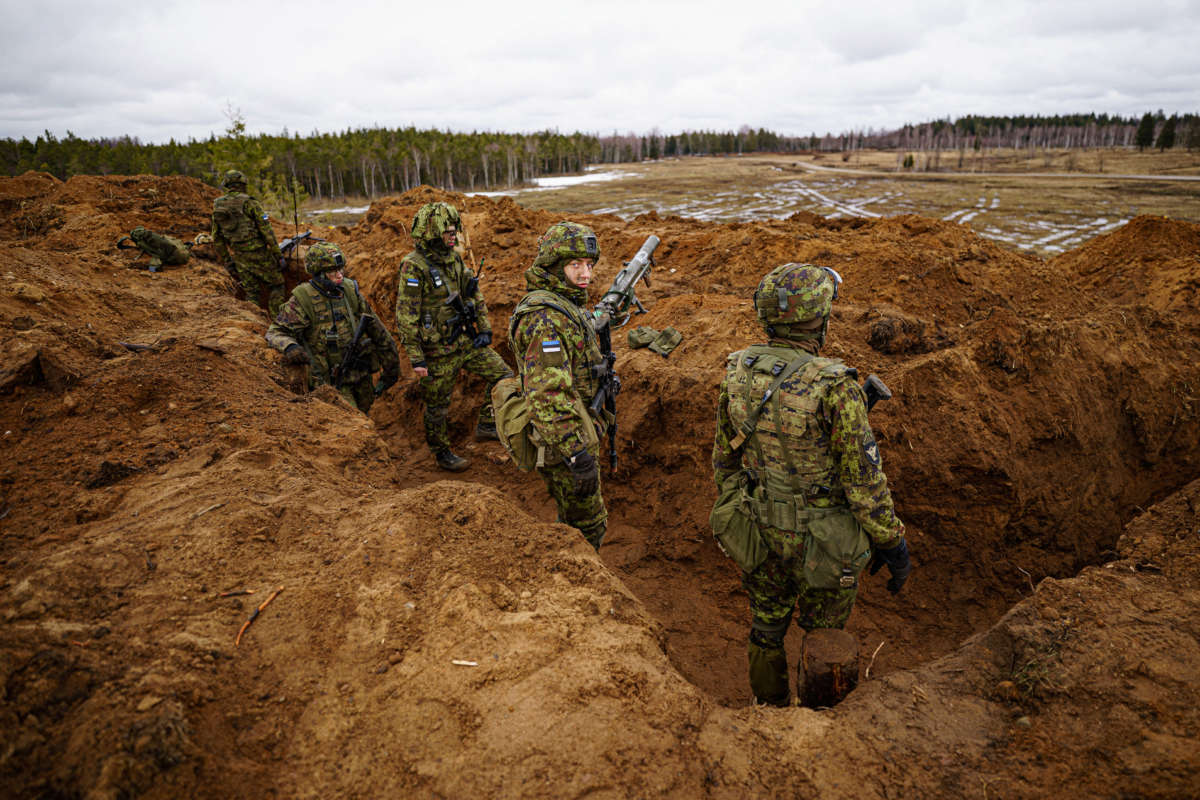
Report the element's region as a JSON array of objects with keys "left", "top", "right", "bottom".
[
  {"left": 441, "top": 226, "right": 458, "bottom": 248},
  {"left": 326, "top": 267, "right": 344, "bottom": 286},
  {"left": 563, "top": 258, "right": 595, "bottom": 289}
]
